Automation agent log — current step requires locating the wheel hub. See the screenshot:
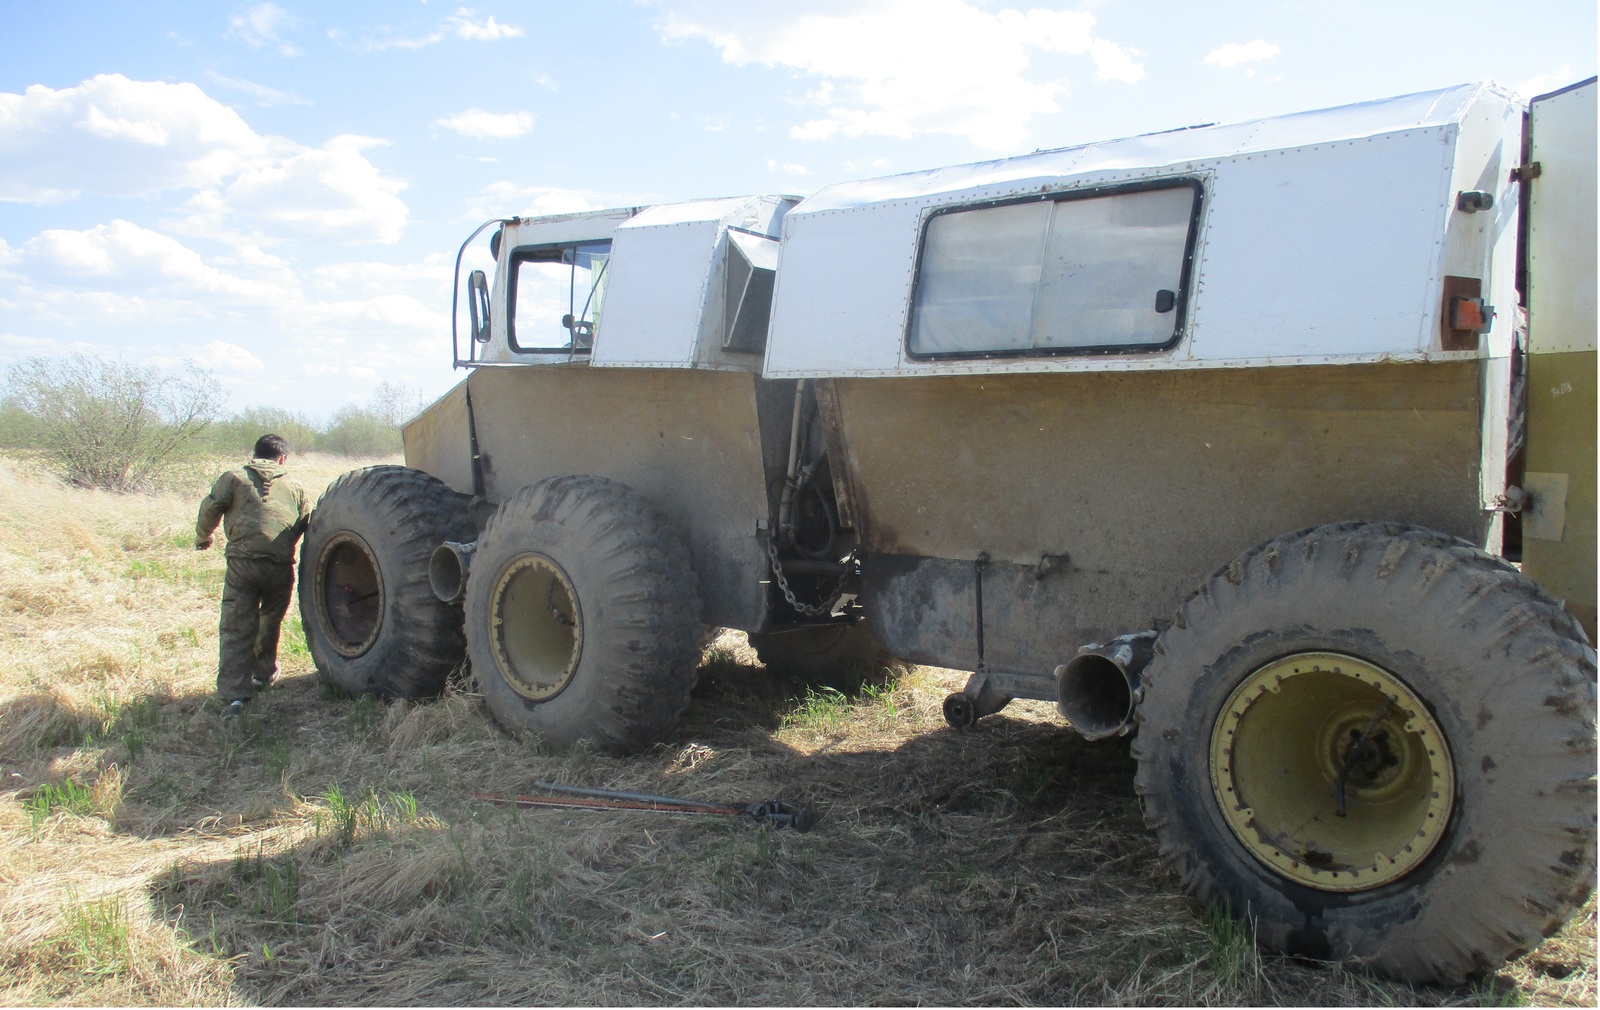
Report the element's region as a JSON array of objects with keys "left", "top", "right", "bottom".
[
  {"left": 489, "top": 553, "right": 583, "bottom": 701},
  {"left": 317, "top": 532, "right": 383, "bottom": 658},
  {"left": 1209, "top": 651, "right": 1454, "bottom": 891}
]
